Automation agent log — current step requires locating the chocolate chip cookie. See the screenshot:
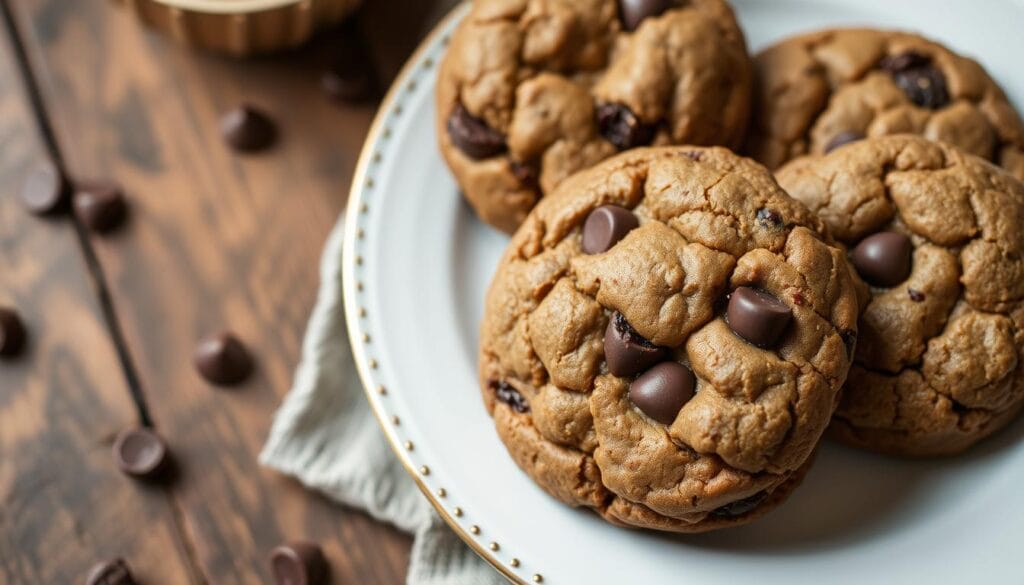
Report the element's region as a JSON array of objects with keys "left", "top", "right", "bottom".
[
  {"left": 437, "top": 0, "right": 752, "bottom": 234},
  {"left": 479, "top": 146, "right": 859, "bottom": 532},
  {"left": 746, "top": 28, "right": 1024, "bottom": 180},
  {"left": 777, "top": 134, "right": 1024, "bottom": 456}
]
